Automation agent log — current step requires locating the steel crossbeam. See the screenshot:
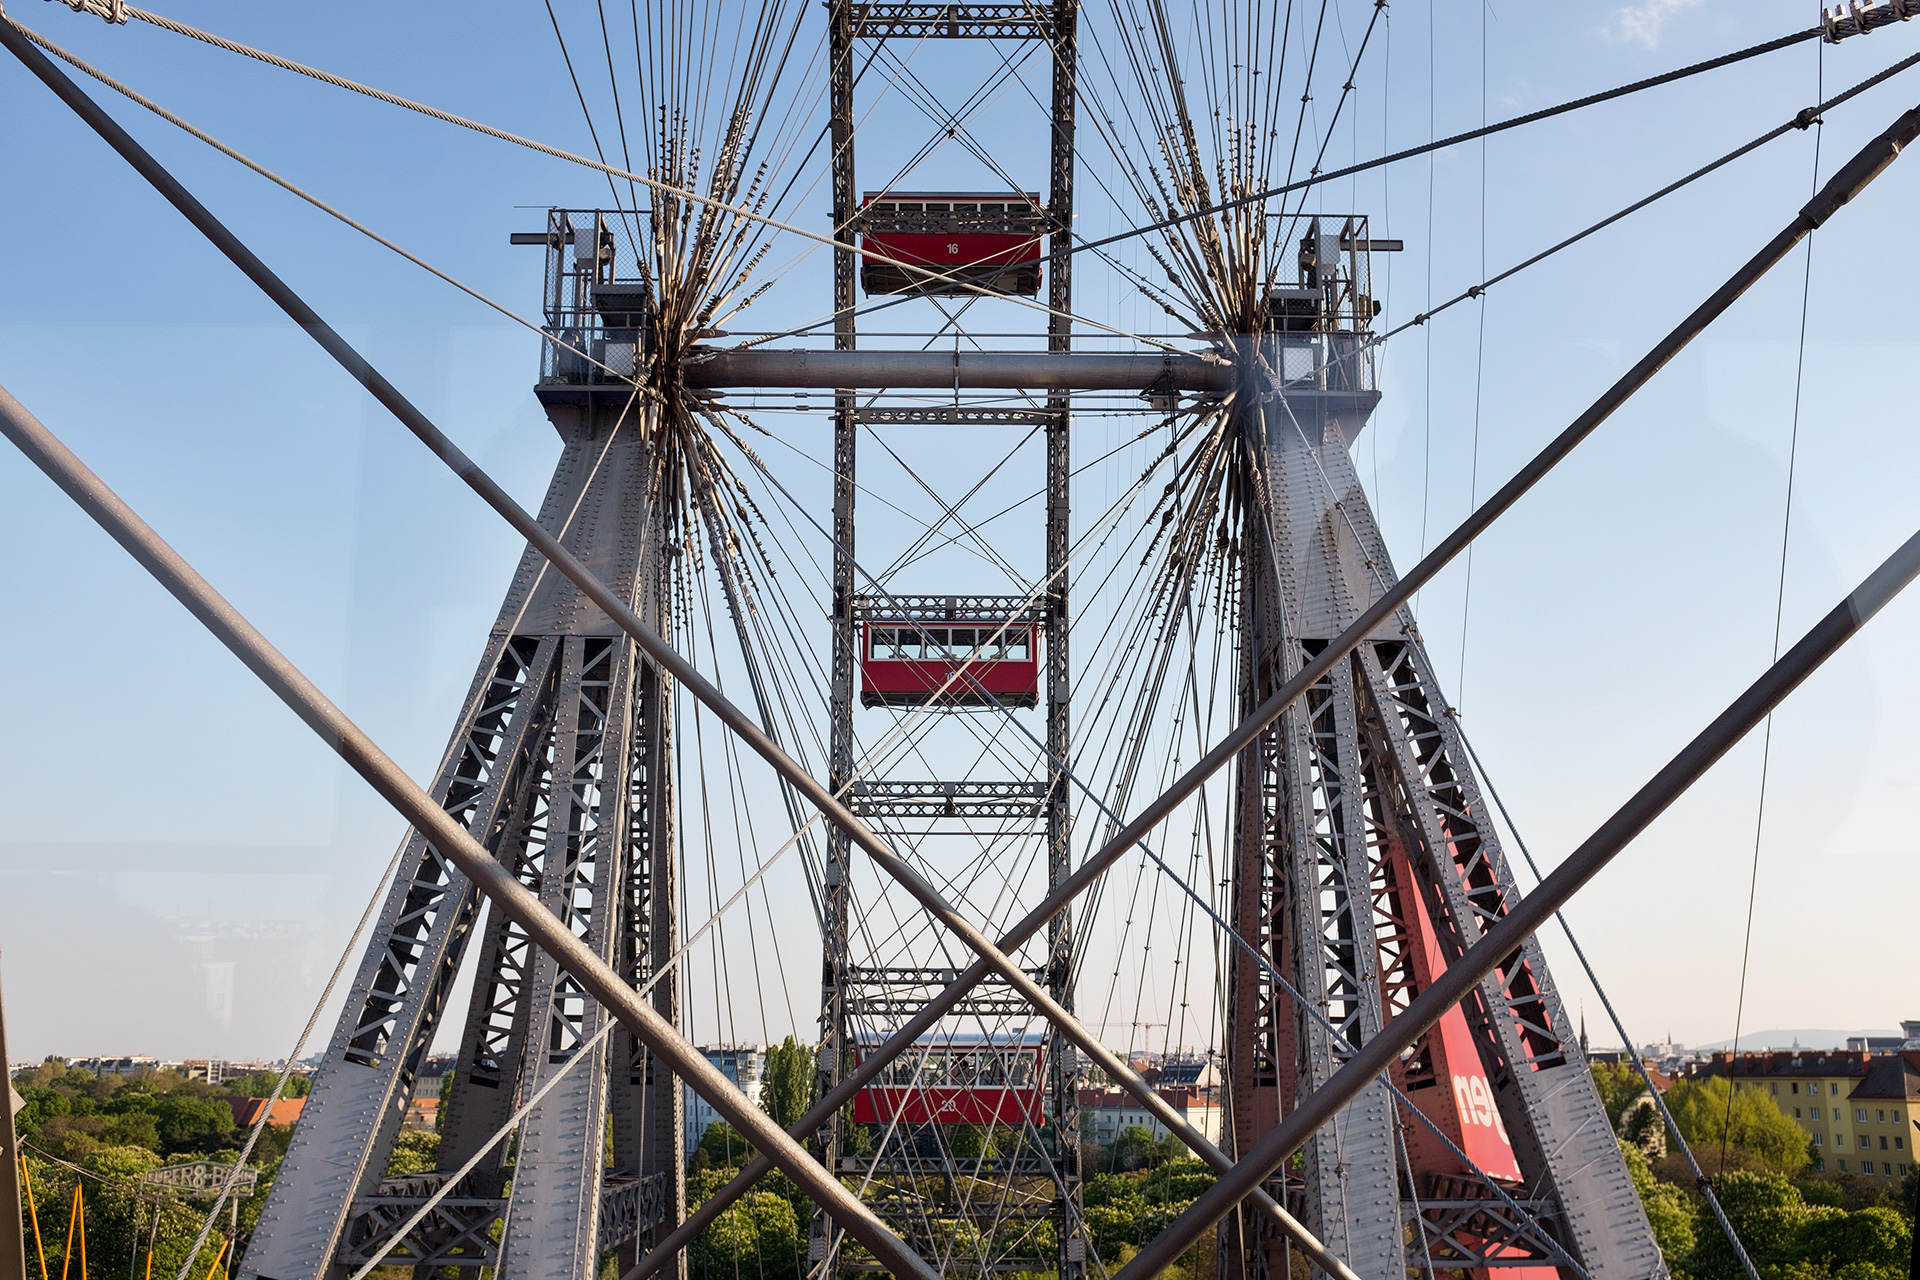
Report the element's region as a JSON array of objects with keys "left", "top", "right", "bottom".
[
  {"left": 848, "top": 780, "right": 1047, "bottom": 818},
  {"left": 852, "top": 593, "right": 1044, "bottom": 621},
  {"left": 336, "top": 1172, "right": 669, "bottom": 1268},
  {"left": 685, "top": 348, "right": 1234, "bottom": 393},
  {"left": 1405, "top": 1175, "right": 1562, "bottom": 1269},
  {"left": 844, "top": 3, "right": 1053, "bottom": 39}
]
